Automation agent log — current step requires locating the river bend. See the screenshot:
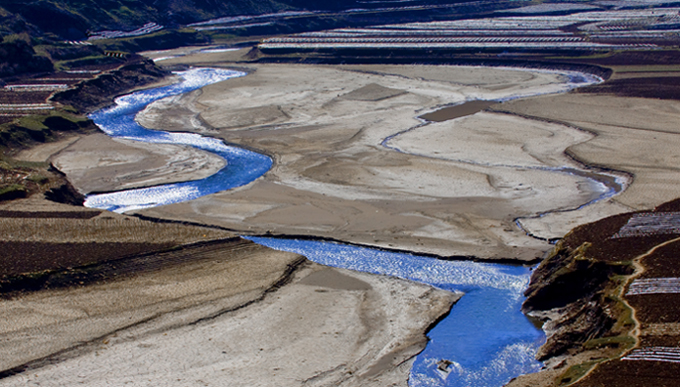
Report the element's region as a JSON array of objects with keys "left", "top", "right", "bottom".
[{"left": 83, "top": 66, "right": 614, "bottom": 386}]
